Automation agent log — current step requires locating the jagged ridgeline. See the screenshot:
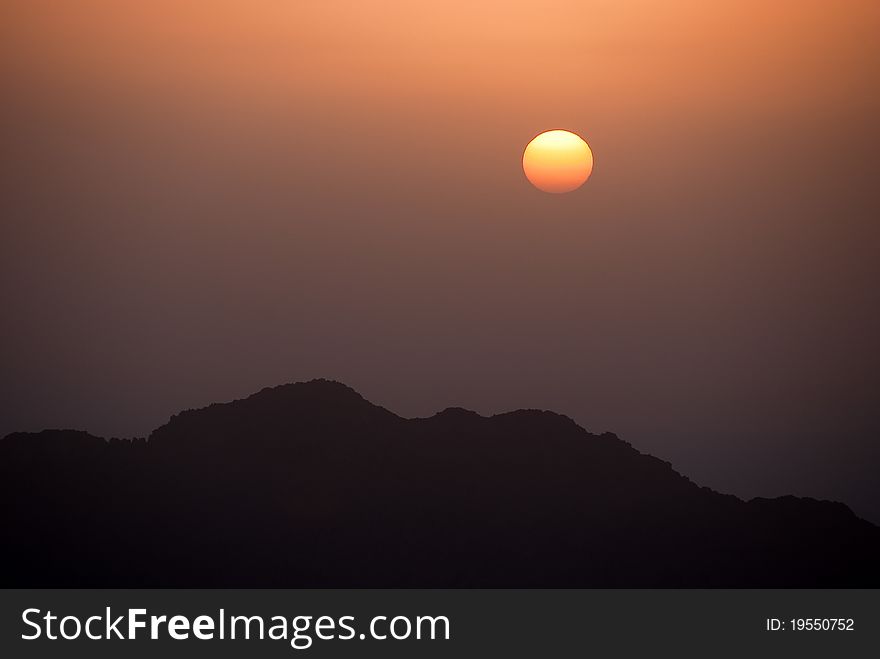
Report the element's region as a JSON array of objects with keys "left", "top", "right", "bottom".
[{"left": 2, "top": 380, "right": 878, "bottom": 587}]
